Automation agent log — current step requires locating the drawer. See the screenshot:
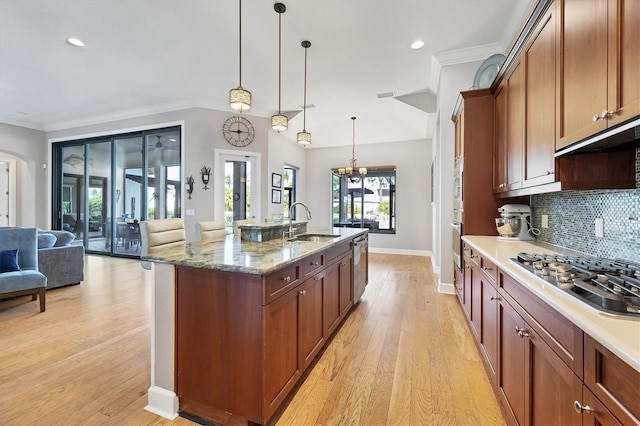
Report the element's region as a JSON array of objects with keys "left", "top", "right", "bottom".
[
  {"left": 264, "top": 262, "right": 301, "bottom": 304},
  {"left": 479, "top": 256, "right": 498, "bottom": 284},
  {"left": 302, "top": 252, "right": 325, "bottom": 278},
  {"left": 463, "top": 243, "right": 479, "bottom": 266},
  {"left": 326, "top": 240, "right": 351, "bottom": 265},
  {"left": 498, "top": 270, "right": 583, "bottom": 376},
  {"left": 584, "top": 334, "right": 640, "bottom": 425}
]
